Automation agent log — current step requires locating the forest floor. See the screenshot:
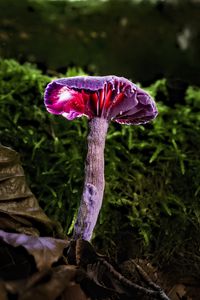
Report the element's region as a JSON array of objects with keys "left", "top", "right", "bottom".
[{"left": 0, "top": 145, "right": 199, "bottom": 300}]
